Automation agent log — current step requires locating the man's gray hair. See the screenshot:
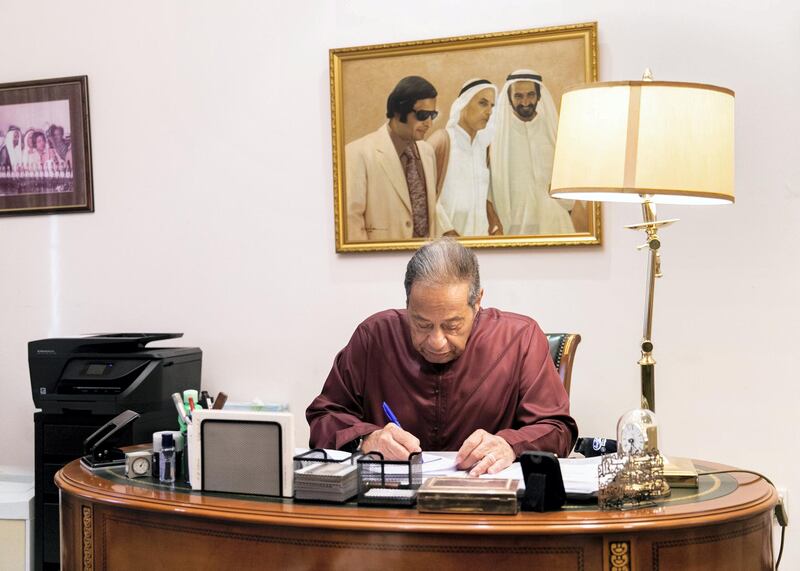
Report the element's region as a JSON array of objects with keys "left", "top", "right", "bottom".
[{"left": 404, "top": 238, "right": 481, "bottom": 307}]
